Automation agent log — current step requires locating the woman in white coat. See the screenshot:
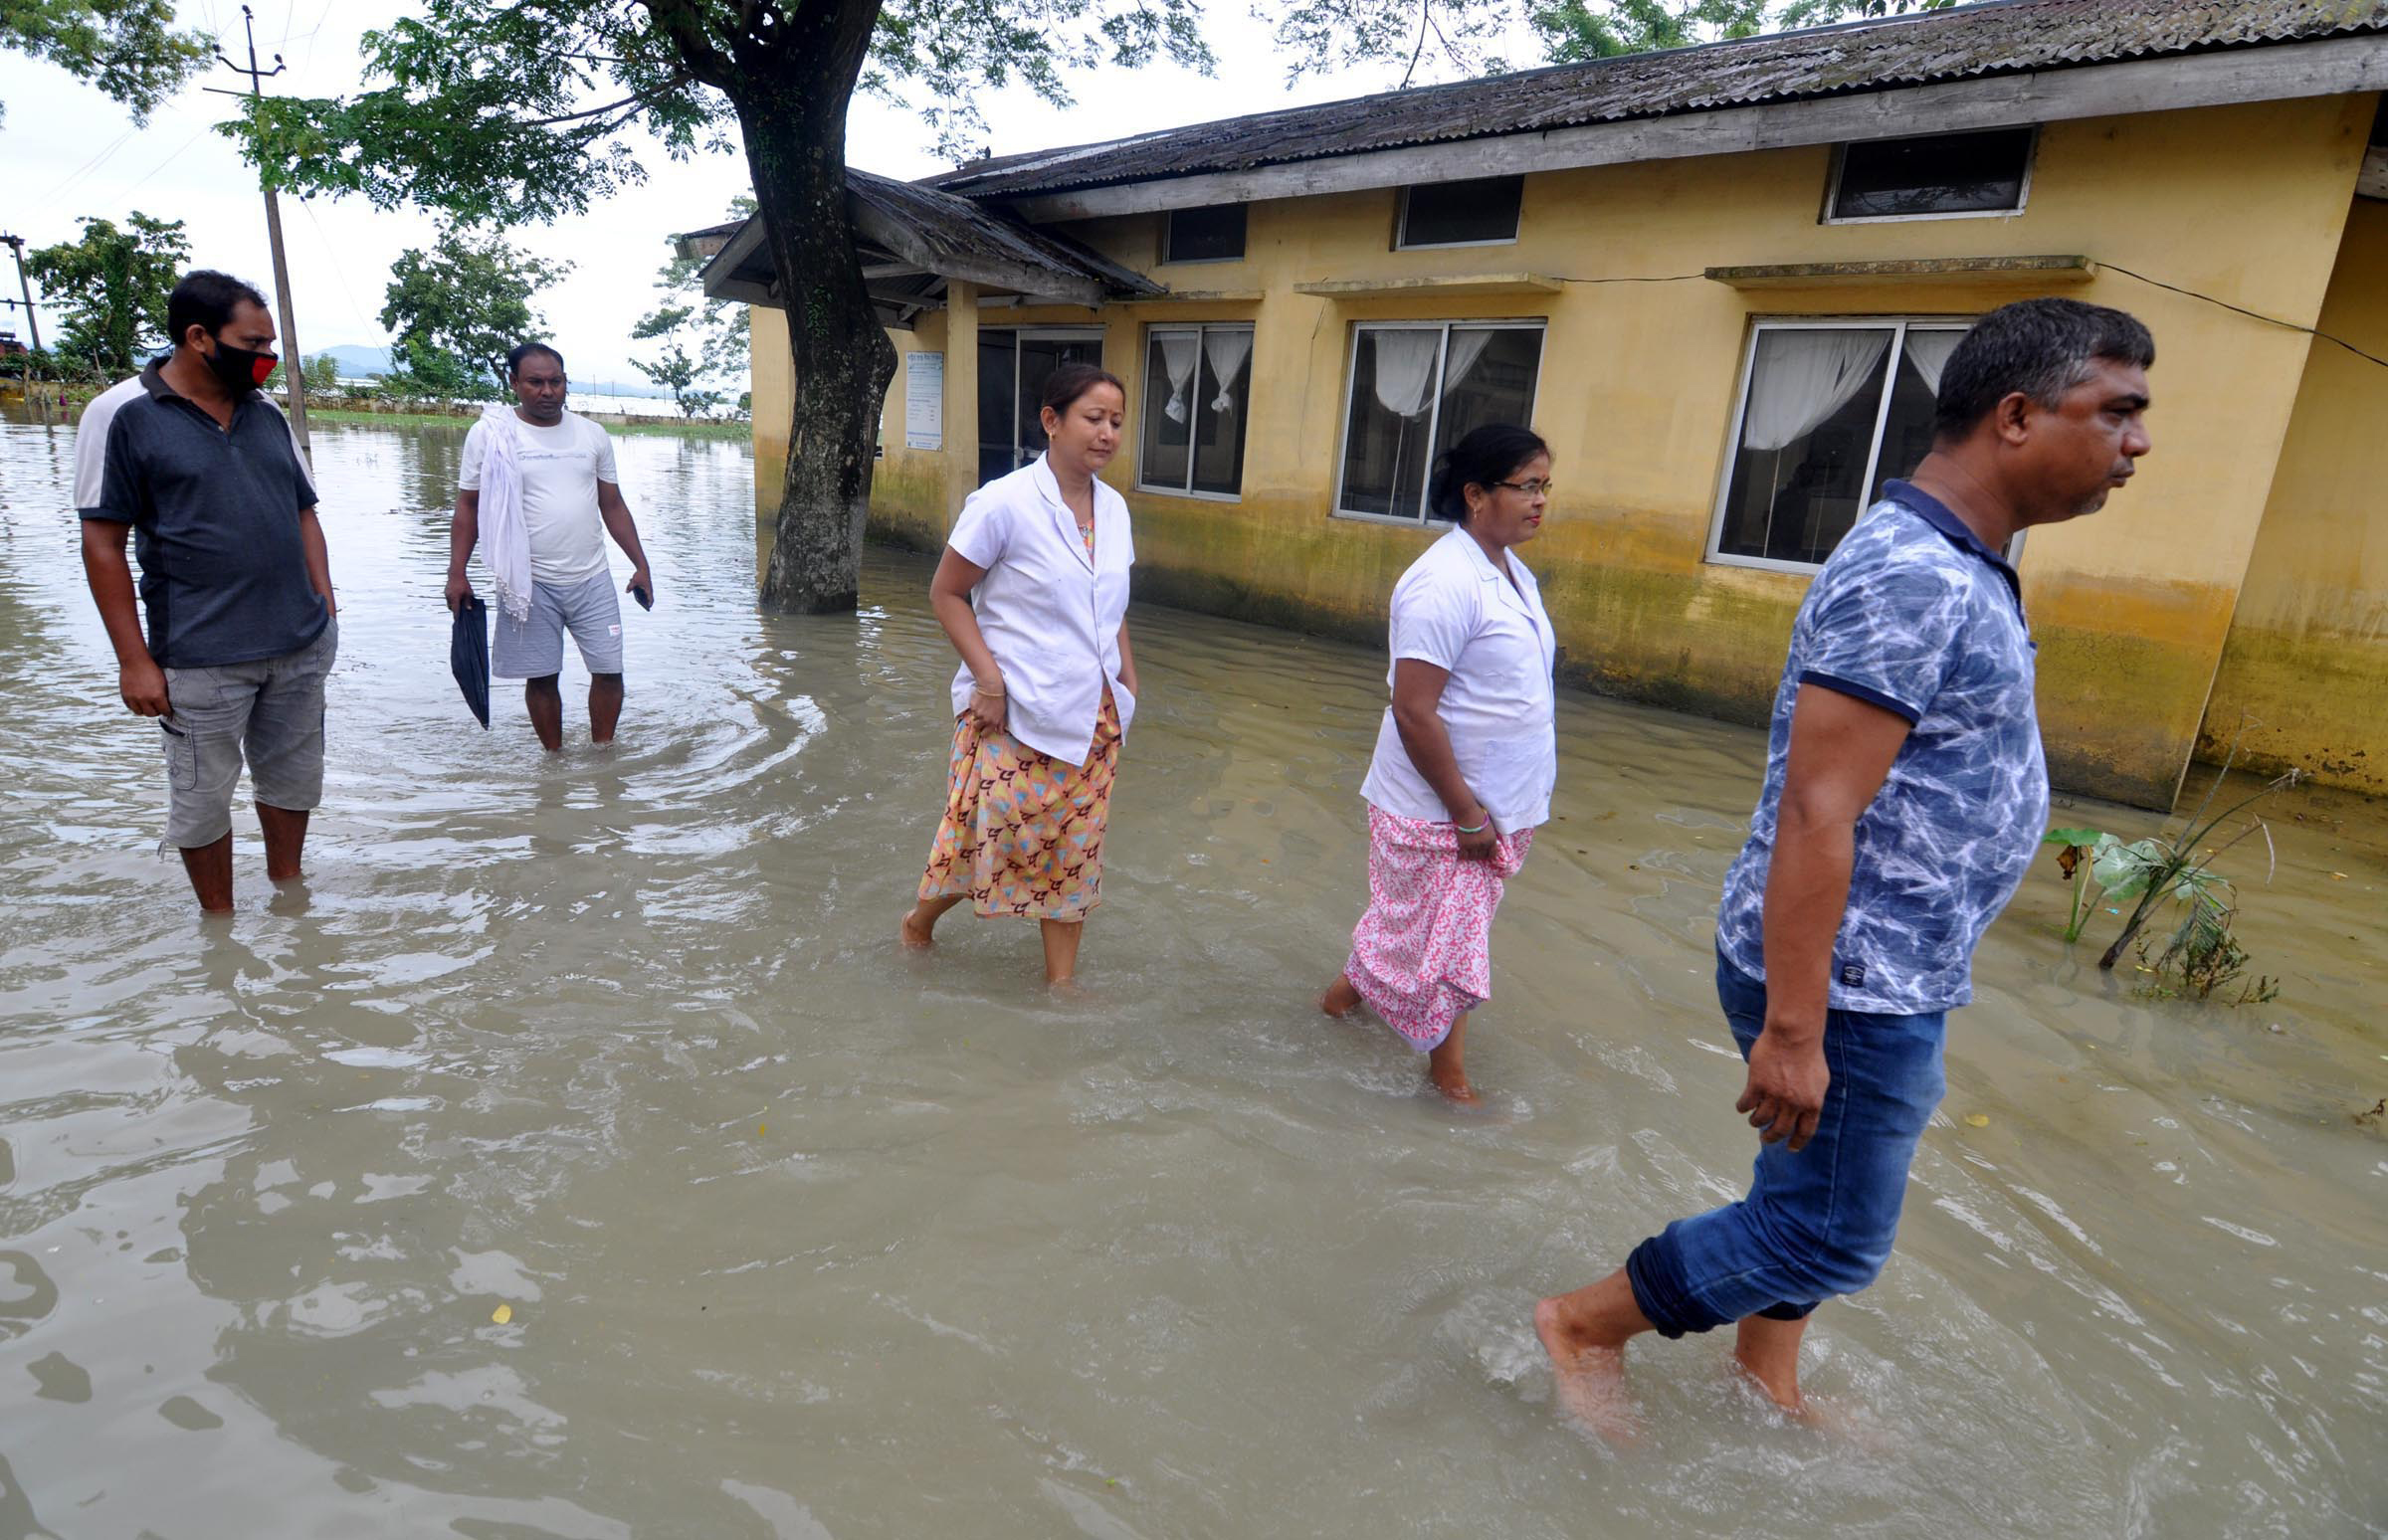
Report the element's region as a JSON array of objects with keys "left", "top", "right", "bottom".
[
  {"left": 900, "top": 364, "right": 1140, "bottom": 984},
  {"left": 1322, "top": 424, "right": 1558, "bottom": 1101}
]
